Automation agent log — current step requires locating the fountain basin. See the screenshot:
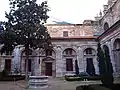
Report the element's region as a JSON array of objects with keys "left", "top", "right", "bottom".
[{"left": 28, "top": 76, "right": 48, "bottom": 89}]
